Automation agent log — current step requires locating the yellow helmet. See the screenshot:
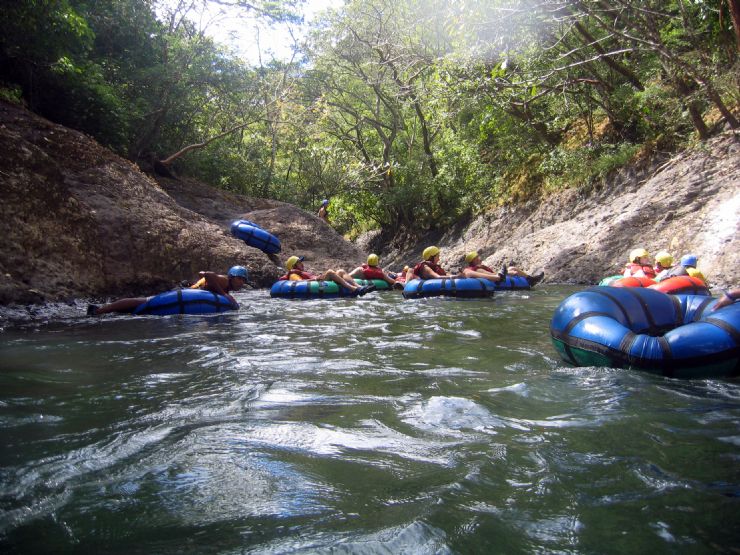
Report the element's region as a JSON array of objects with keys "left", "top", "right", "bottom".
[
  {"left": 629, "top": 248, "right": 649, "bottom": 263},
  {"left": 285, "top": 255, "right": 304, "bottom": 270},
  {"left": 367, "top": 253, "right": 379, "bottom": 267},
  {"left": 654, "top": 251, "right": 673, "bottom": 267},
  {"left": 423, "top": 246, "right": 440, "bottom": 260},
  {"left": 465, "top": 251, "right": 479, "bottom": 263},
  {"left": 686, "top": 267, "right": 706, "bottom": 282}
]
